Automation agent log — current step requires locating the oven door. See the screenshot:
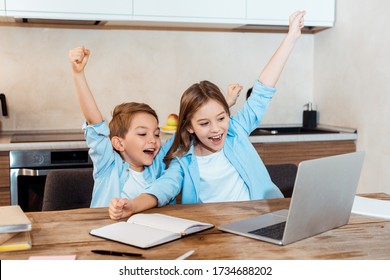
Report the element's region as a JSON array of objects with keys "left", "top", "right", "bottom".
[
  {"left": 10, "top": 166, "right": 93, "bottom": 212},
  {"left": 9, "top": 149, "right": 93, "bottom": 212},
  {"left": 10, "top": 168, "right": 53, "bottom": 212}
]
